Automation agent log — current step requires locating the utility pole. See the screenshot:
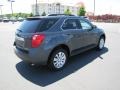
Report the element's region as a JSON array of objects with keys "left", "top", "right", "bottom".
[
  {"left": 11, "top": 0, "right": 15, "bottom": 24},
  {"left": 94, "top": 0, "right": 96, "bottom": 16},
  {"left": 11, "top": 1, "right": 14, "bottom": 16},
  {"left": 0, "top": 5, "right": 3, "bottom": 22},
  {"left": 35, "top": 0, "right": 39, "bottom": 16},
  {"left": 8, "top": 0, "right": 15, "bottom": 23}
]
